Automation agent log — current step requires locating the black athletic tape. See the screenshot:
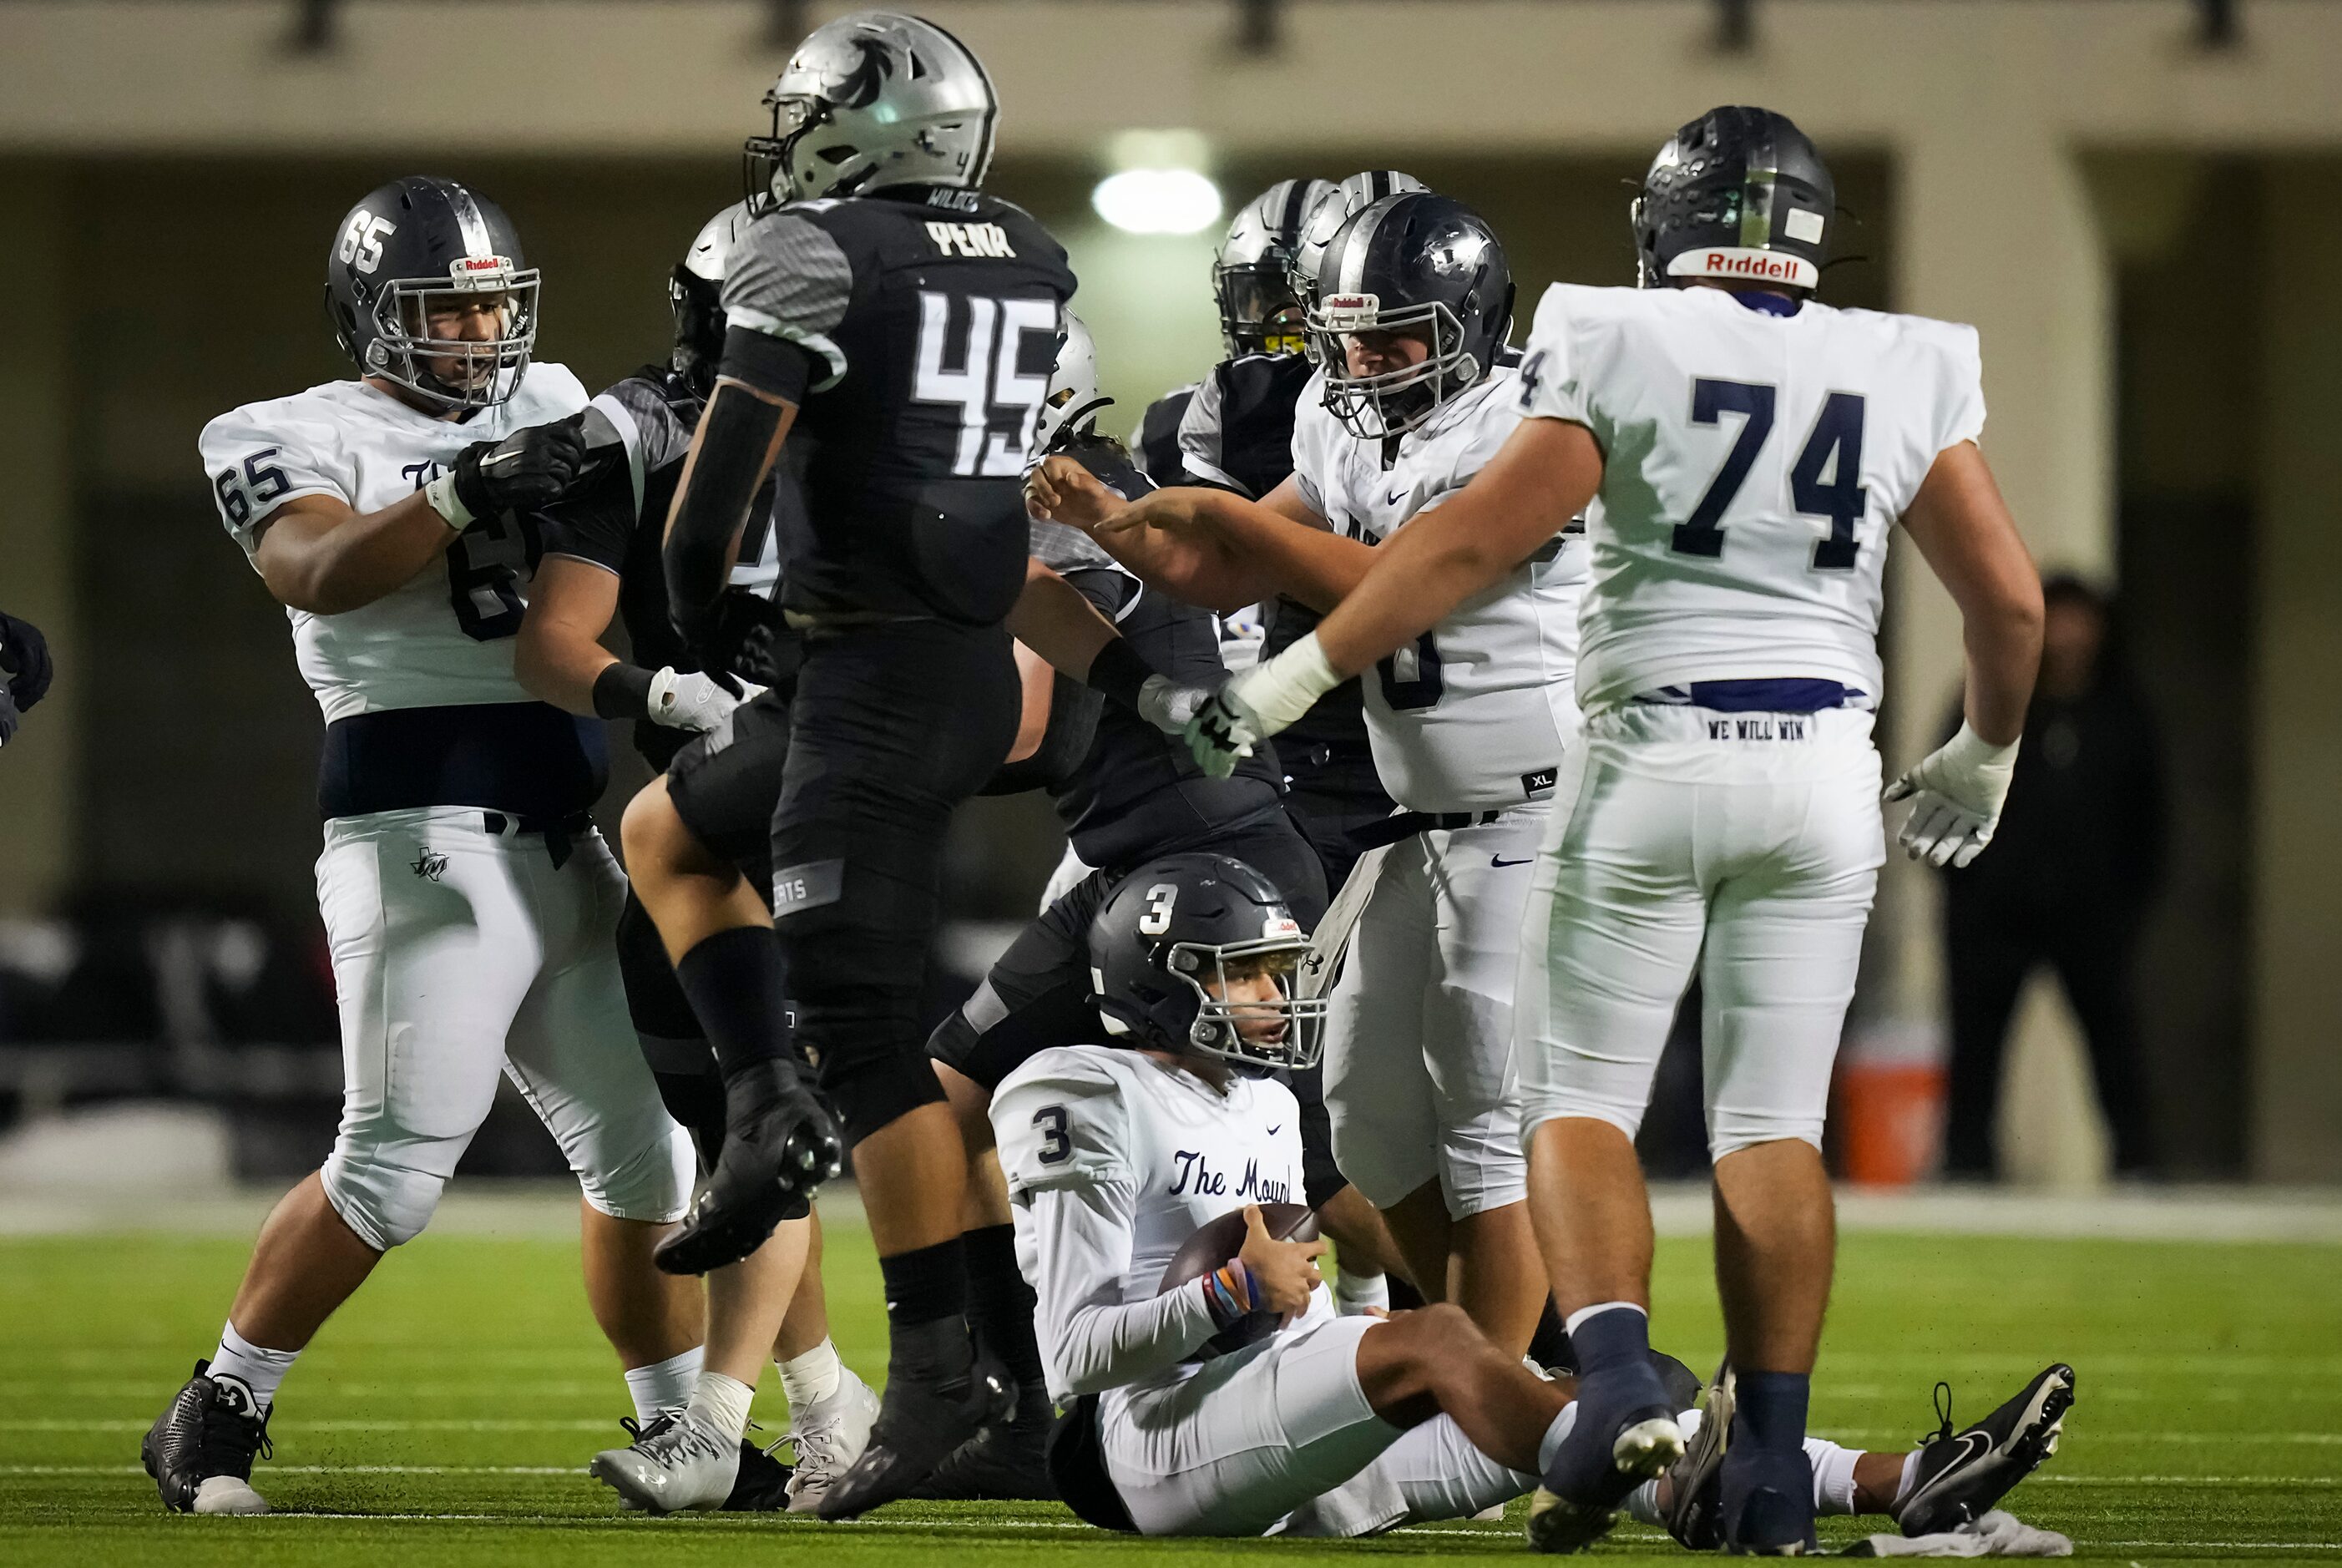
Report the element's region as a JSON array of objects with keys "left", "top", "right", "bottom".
[
  {"left": 665, "top": 381, "right": 787, "bottom": 635},
  {"left": 720, "top": 325, "right": 814, "bottom": 406},
  {"left": 591, "top": 661, "right": 656, "bottom": 720}
]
